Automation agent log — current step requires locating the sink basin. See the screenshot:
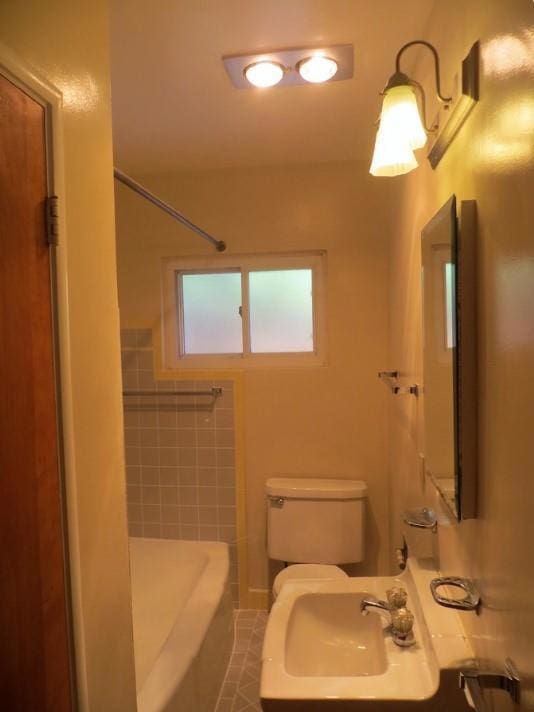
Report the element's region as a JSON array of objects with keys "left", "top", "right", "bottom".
[
  {"left": 286, "top": 592, "right": 387, "bottom": 677},
  {"left": 261, "top": 561, "right": 474, "bottom": 710}
]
